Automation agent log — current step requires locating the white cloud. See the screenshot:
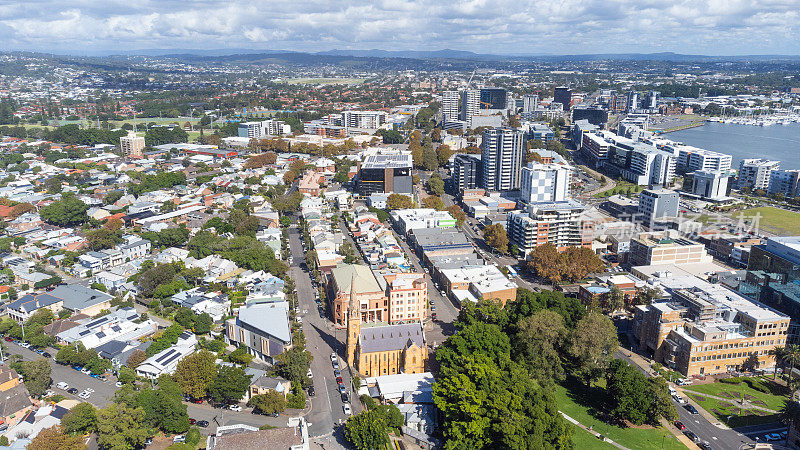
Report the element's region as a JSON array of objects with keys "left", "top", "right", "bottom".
[{"left": 0, "top": 0, "right": 798, "bottom": 54}]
